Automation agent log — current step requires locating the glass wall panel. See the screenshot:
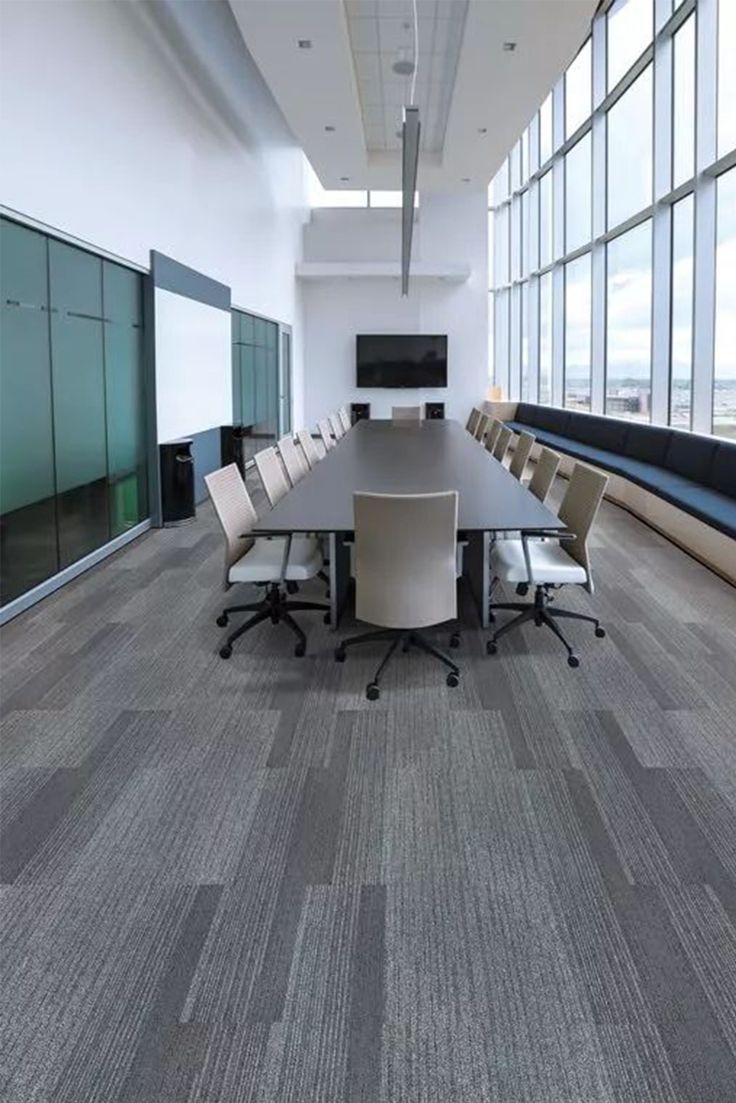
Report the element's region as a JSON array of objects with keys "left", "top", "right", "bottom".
[
  {"left": 511, "top": 199, "right": 522, "bottom": 281},
  {"left": 565, "top": 133, "right": 592, "bottom": 253},
  {"left": 520, "top": 282, "right": 529, "bottom": 400},
  {"left": 564, "top": 254, "right": 592, "bottom": 410},
  {"left": 606, "top": 221, "right": 652, "bottom": 420},
  {"left": 521, "top": 129, "right": 530, "bottom": 184},
  {"left": 48, "top": 240, "right": 109, "bottom": 568},
  {"left": 718, "top": 0, "right": 736, "bottom": 157},
  {"left": 540, "top": 93, "right": 553, "bottom": 165},
  {"left": 672, "top": 14, "right": 695, "bottom": 188},
  {"left": 0, "top": 221, "right": 58, "bottom": 602},
  {"left": 494, "top": 204, "right": 510, "bottom": 284},
  {"left": 540, "top": 172, "right": 553, "bottom": 269},
  {"left": 670, "top": 195, "right": 694, "bottom": 428},
  {"left": 539, "top": 272, "right": 553, "bottom": 404},
  {"left": 103, "top": 261, "right": 147, "bottom": 536},
  {"left": 494, "top": 290, "right": 510, "bottom": 386},
  {"left": 566, "top": 39, "right": 591, "bottom": 138},
  {"left": 521, "top": 191, "right": 530, "bottom": 277},
  {"left": 607, "top": 65, "right": 653, "bottom": 229},
  {"left": 608, "top": 0, "right": 653, "bottom": 91},
  {"left": 714, "top": 169, "right": 736, "bottom": 438}
]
